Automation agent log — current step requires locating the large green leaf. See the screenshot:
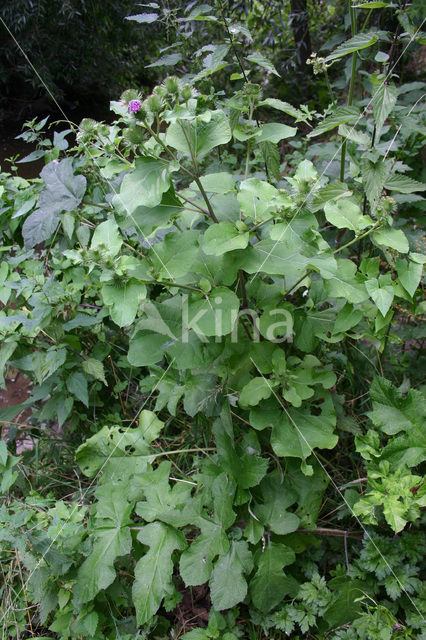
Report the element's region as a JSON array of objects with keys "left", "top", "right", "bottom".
[
  {"left": 324, "top": 259, "right": 369, "bottom": 303},
  {"left": 118, "top": 157, "right": 171, "bottom": 215},
  {"left": 91, "top": 219, "right": 123, "bottom": 257},
  {"left": 22, "top": 206, "right": 61, "bottom": 248},
  {"left": 365, "top": 278, "right": 394, "bottom": 316},
  {"left": 101, "top": 280, "right": 147, "bottom": 327},
  {"left": 187, "top": 287, "right": 239, "bottom": 337},
  {"left": 260, "top": 98, "right": 311, "bottom": 123},
  {"left": 271, "top": 393, "right": 338, "bottom": 460},
  {"left": 133, "top": 522, "right": 186, "bottom": 625},
  {"left": 76, "top": 423, "right": 152, "bottom": 478},
  {"left": 209, "top": 541, "right": 253, "bottom": 610},
  {"left": 362, "top": 159, "right": 387, "bottom": 211},
  {"left": 396, "top": 257, "right": 423, "bottom": 297},
  {"left": 253, "top": 471, "right": 300, "bottom": 535},
  {"left": 74, "top": 490, "right": 133, "bottom": 604},
  {"left": 213, "top": 420, "right": 268, "bottom": 489},
  {"left": 202, "top": 221, "right": 249, "bottom": 256},
  {"left": 325, "top": 32, "right": 378, "bottom": 62},
  {"left": 372, "top": 80, "right": 398, "bottom": 134},
  {"left": 368, "top": 377, "right": 426, "bottom": 436},
  {"left": 250, "top": 543, "right": 297, "bottom": 612},
  {"left": 373, "top": 227, "right": 409, "bottom": 253},
  {"left": 246, "top": 52, "right": 280, "bottom": 76},
  {"left": 307, "top": 107, "right": 359, "bottom": 138},
  {"left": 324, "top": 199, "right": 372, "bottom": 232},
  {"left": 150, "top": 230, "right": 199, "bottom": 279},
  {"left": 166, "top": 111, "right": 232, "bottom": 157},
  {"left": 119, "top": 188, "right": 183, "bottom": 237},
  {"left": 180, "top": 473, "right": 235, "bottom": 586},
  {"left": 255, "top": 123, "right": 297, "bottom": 143},
  {"left": 127, "top": 331, "right": 169, "bottom": 366},
  {"left": 239, "top": 377, "right": 273, "bottom": 407},
  {"left": 384, "top": 174, "right": 426, "bottom": 194},
  {"left": 180, "top": 517, "right": 229, "bottom": 587}
]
